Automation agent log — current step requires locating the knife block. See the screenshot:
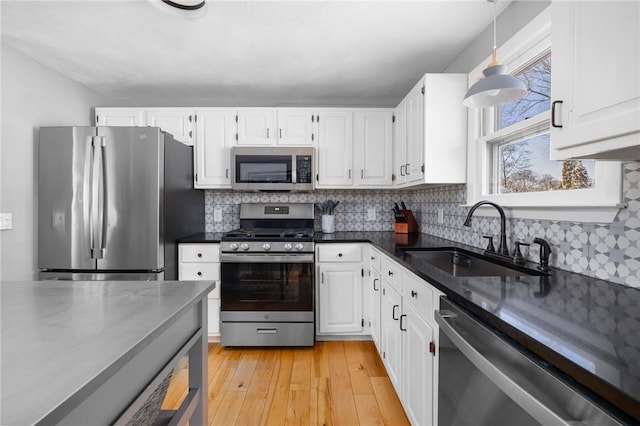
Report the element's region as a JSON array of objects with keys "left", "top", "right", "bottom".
[{"left": 394, "top": 210, "right": 418, "bottom": 234}]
